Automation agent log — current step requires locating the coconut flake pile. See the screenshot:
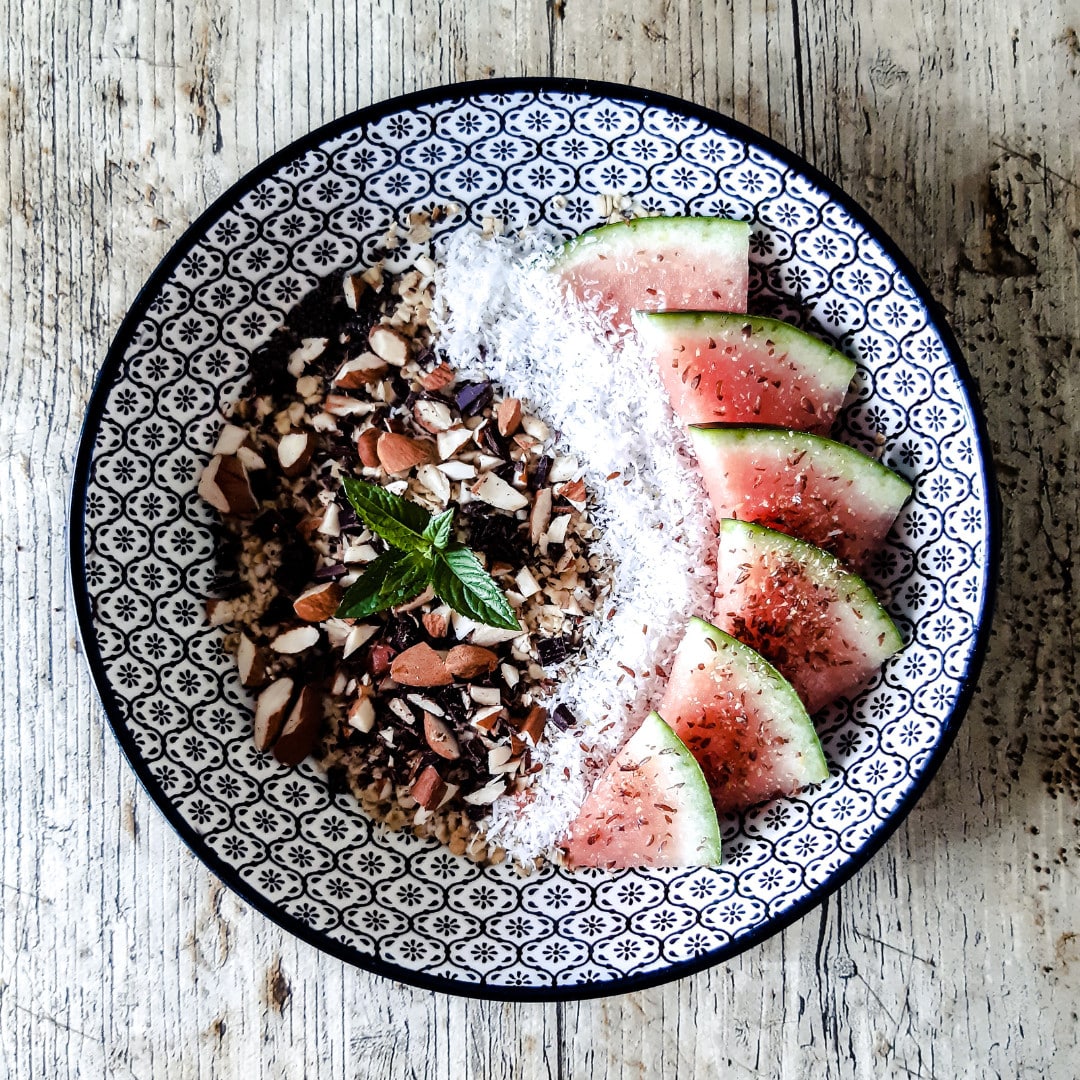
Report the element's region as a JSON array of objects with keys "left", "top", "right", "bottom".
[{"left": 432, "top": 228, "right": 717, "bottom": 863}]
